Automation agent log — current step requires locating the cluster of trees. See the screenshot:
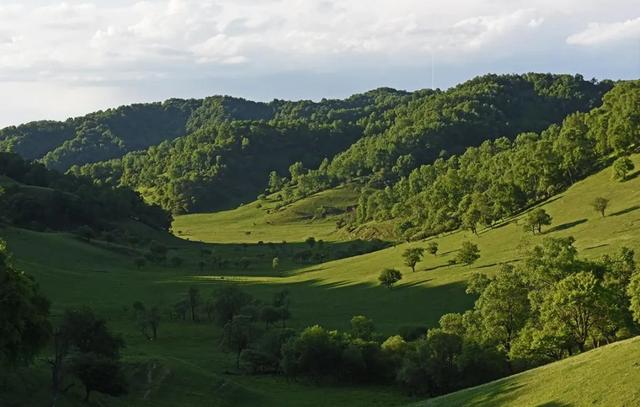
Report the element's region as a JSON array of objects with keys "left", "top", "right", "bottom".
[
  {"left": 0, "top": 152, "right": 170, "bottom": 231},
  {"left": 0, "top": 240, "right": 127, "bottom": 405},
  {"left": 3, "top": 74, "right": 610, "bottom": 215},
  {"left": 232, "top": 238, "right": 640, "bottom": 398},
  {"left": 356, "top": 80, "right": 639, "bottom": 239},
  {"left": 153, "top": 285, "right": 293, "bottom": 370},
  {"left": 69, "top": 89, "right": 412, "bottom": 213},
  {"left": 0, "top": 99, "right": 200, "bottom": 171},
  {"left": 378, "top": 242, "right": 480, "bottom": 289},
  {"left": 399, "top": 237, "right": 640, "bottom": 395}
]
